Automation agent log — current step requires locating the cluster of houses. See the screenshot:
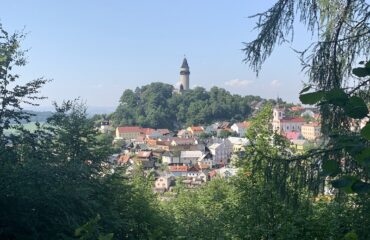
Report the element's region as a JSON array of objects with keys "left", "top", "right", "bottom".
[
  {"left": 109, "top": 123, "right": 250, "bottom": 192},
  {"left": 104, "top": 104, "right": 326, "bottom": 193},
  {"left": 272, "top": 106, "right": 322, "bottom": 150}
]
